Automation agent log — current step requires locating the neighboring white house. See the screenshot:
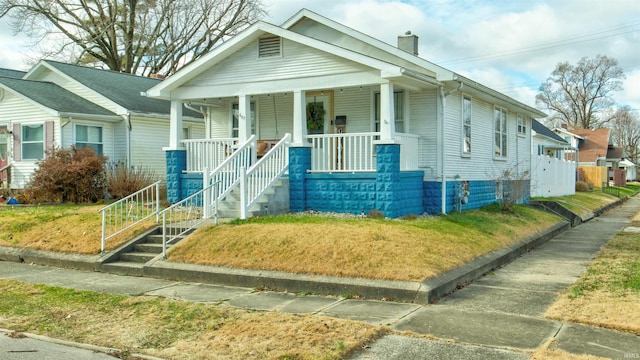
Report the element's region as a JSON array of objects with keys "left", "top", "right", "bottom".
[
  {"left": 145, "top": 8, "right": 548, "bottom": 218},
  {"left": 531, "top": 119, "right": 576, "bottom": 197},
  {"left": 619, "top": 158, "right": 637, "bottom": 181},
  {"left": 0, "top": 61, "right": 204, "bottom": 189}
]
